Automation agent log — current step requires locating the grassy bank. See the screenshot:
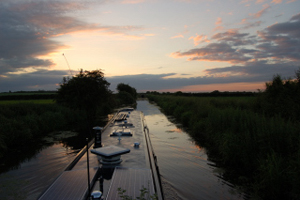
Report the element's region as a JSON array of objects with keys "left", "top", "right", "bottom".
[
  {"left": 147, "top": 94, "right": 300, "bottom": 200},
  {"left": 0, "top": 102, "right": 89, "bottom": 158}
]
